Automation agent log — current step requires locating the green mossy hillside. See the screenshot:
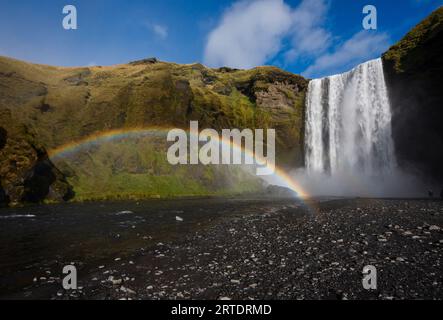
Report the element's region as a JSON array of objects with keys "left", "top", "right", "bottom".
[
  {"left": 0, "top": 57, "right": 307, "bottom": 205},
  {"left": 54, "top": 136, "right": 264, "bottom": 202},
  {"left": 383, "top": 6, "right": 443, "bottom": 73}
]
